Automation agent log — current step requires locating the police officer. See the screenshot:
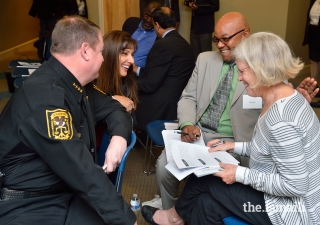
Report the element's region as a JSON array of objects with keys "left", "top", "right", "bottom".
[{"left": 0, "top": 16, "right": 137, "bottom": 225}]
